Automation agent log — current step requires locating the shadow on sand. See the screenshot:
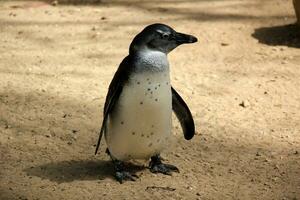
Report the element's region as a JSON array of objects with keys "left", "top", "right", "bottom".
[
  {"left": 25, "top": 160, "right": 113, "bottom": 183},
  {"left": 25, "top": 159, "right": 146, "bottom": 183},
  {"left": 5, "top": 0, "right": 293, "bottom": 23},
  {"left": 252, "top": 23, "right": 300, "bottom": 48}
]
